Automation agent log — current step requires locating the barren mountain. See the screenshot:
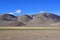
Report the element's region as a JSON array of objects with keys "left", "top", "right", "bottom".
[
  {"left": 26, "top": 13, "right": 60, "bottom": 27},
  {"left": 2, "top": 14, "right": 17, "bottom": 21},
  {"left": 0, "top": 14, "right": 25, "bottom": 27},
  {"left": 0, "top": 13, "right": 60, "bottom": 27},
  {"left": 17, "top": 14, "right": 32, "bottom": 23},
  {"left": 30, "top": 13, "right": 60, "bottom": 23}
]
